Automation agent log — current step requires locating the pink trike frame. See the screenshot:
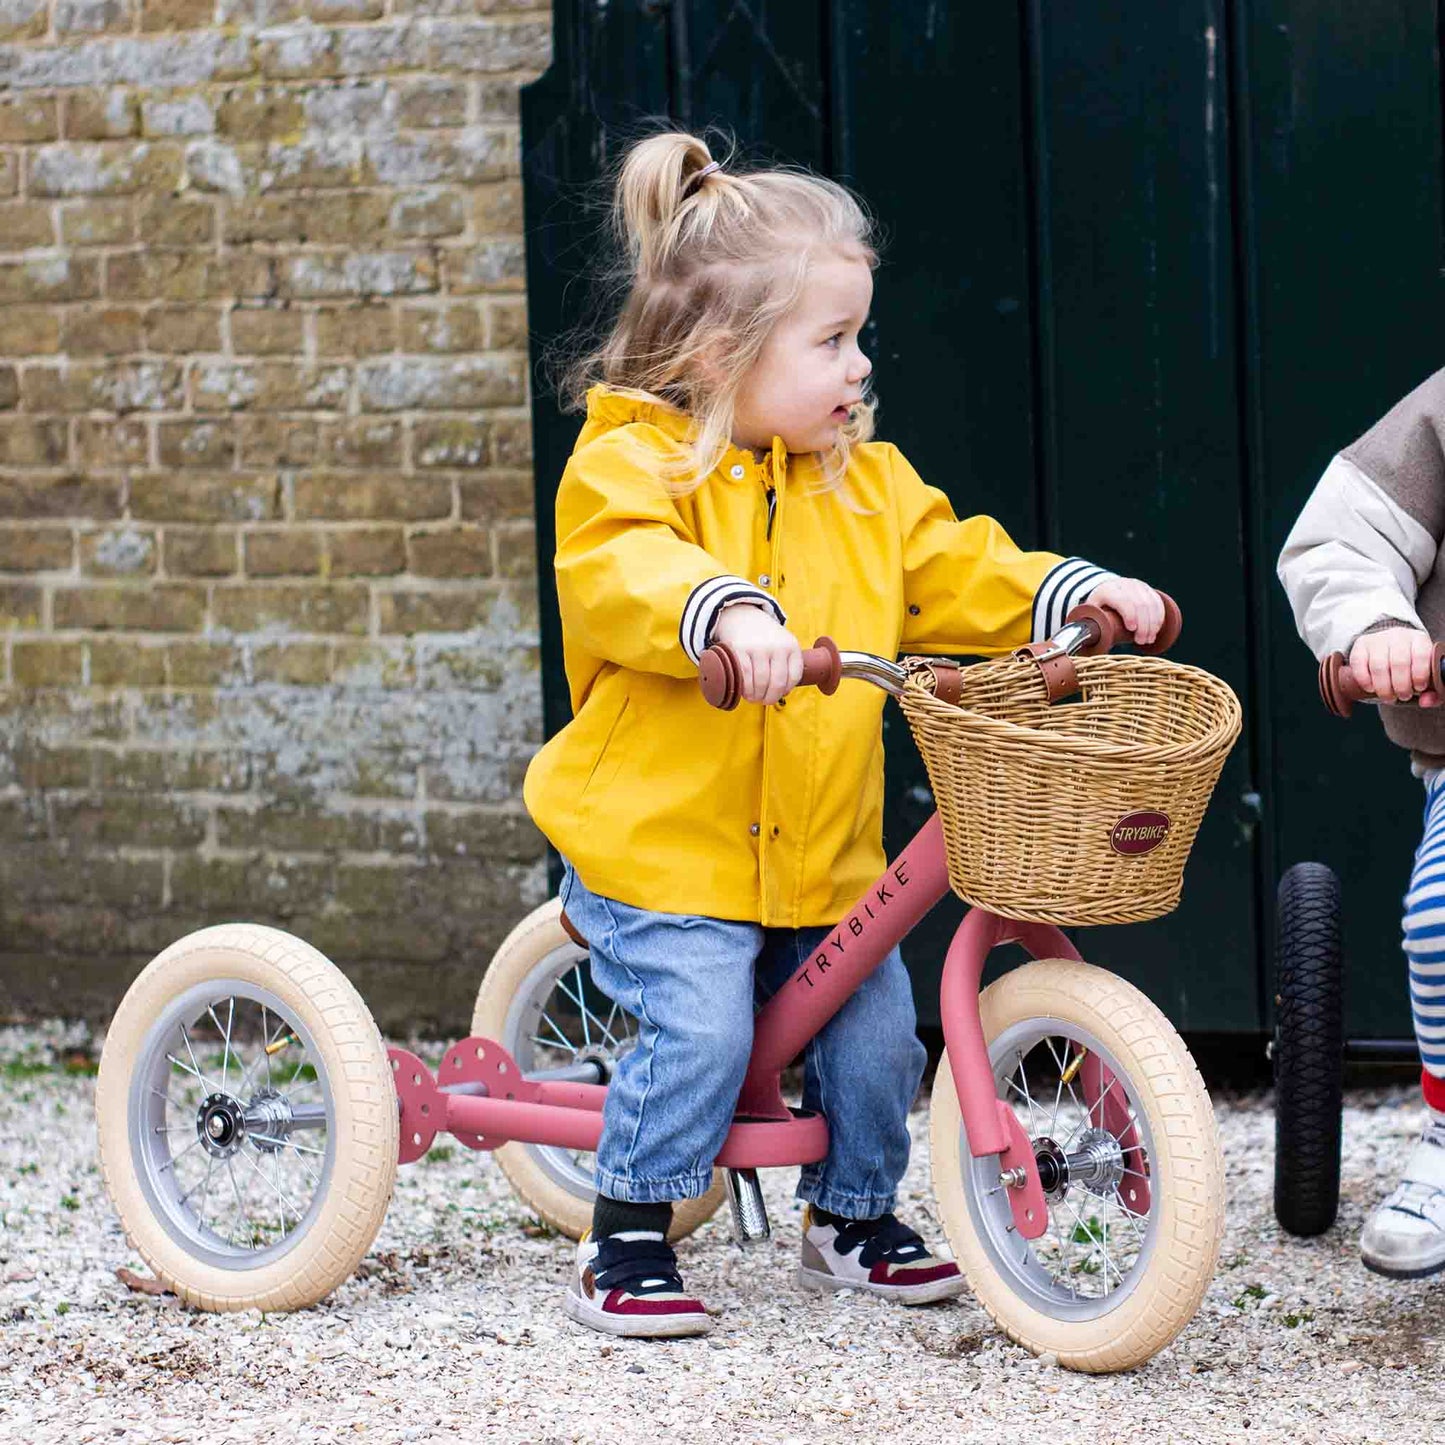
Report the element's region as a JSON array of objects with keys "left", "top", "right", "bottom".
[{"left": 389, "top": 815, "right": 1096, "bottom": 1241}]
